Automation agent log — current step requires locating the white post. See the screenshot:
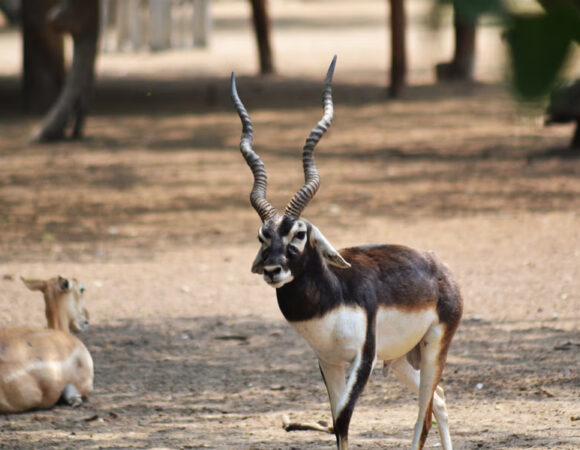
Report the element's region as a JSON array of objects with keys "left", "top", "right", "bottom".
[
  {"left": 149, "top": 0, "right": 172, "bottom": 51},
  {"left": 115, "top": 0, "right": 143, "bottom": 51},
  {"left": 193, "top": 0, "right": 211, "bottom": 48},
  {"left": 173, "top": 0, "right": 190, "bottom": 48},
  {"left": 99, "top": 0, "right": 110, "bottom": 51},
  {"left": 129, "top": 0, "right": 143, "bottom": 50},
  {"left": 115, "top": 0, "right": 130, "bottom": 51}
]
